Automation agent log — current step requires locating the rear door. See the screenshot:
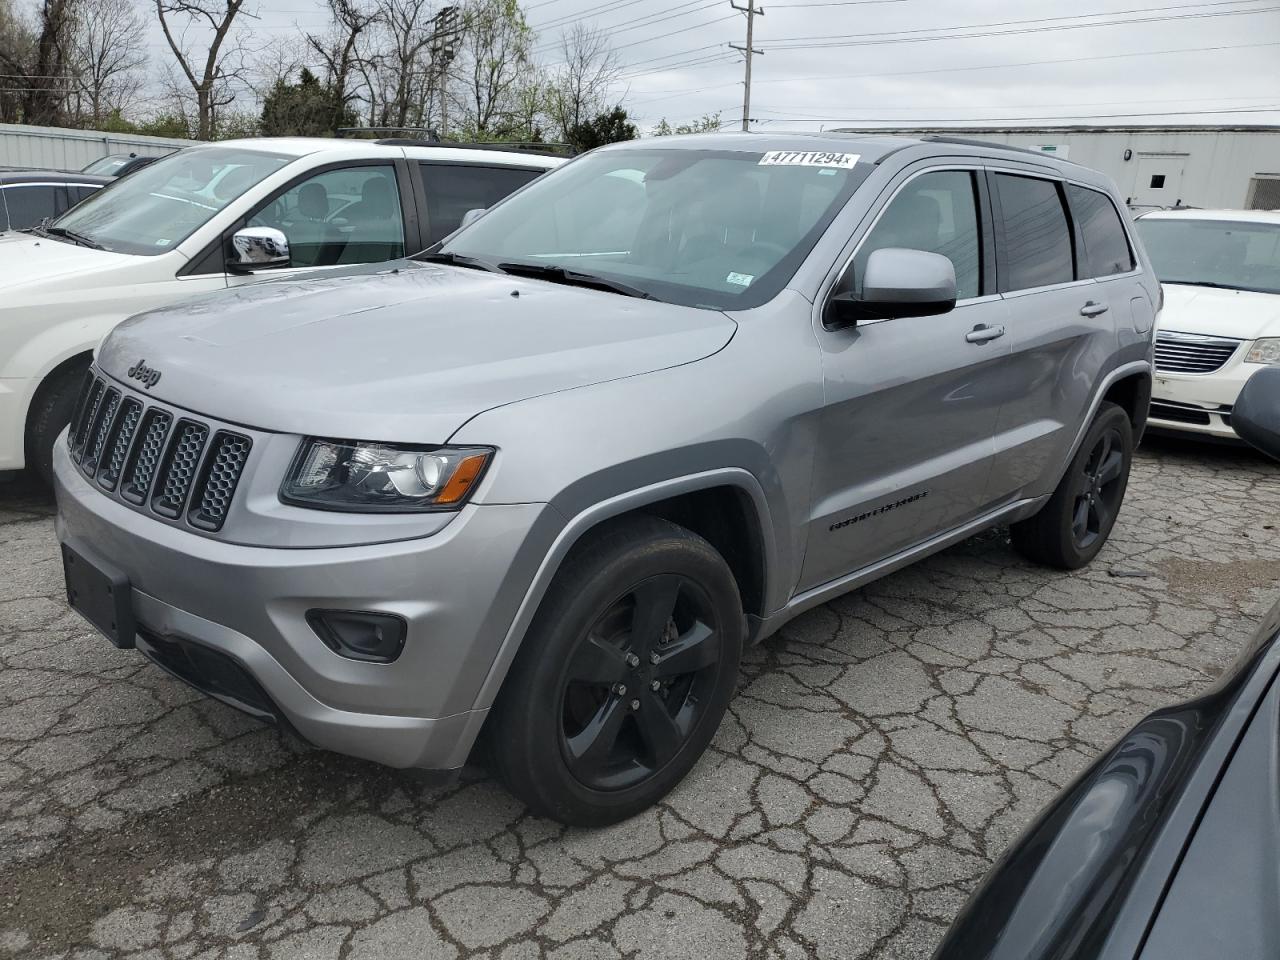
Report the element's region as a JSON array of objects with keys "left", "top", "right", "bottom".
[
  {"left": 801, "top": 165, "right": 1011, "bottom": 591},
  {"left": 415, "top": 162, "right": 546, "bottom": 246},
  {"left": 985, "top": 171, "right": 1120, "bottom": 503}
]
